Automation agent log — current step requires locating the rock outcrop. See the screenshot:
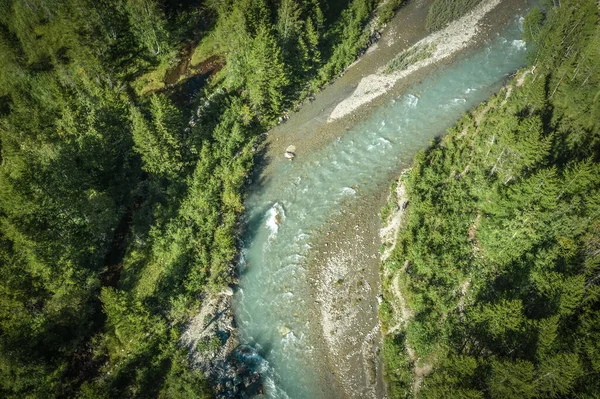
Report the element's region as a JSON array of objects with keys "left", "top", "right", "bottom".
[{"left": 181, "top": 289, "right": 263, "bottom": 398}]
